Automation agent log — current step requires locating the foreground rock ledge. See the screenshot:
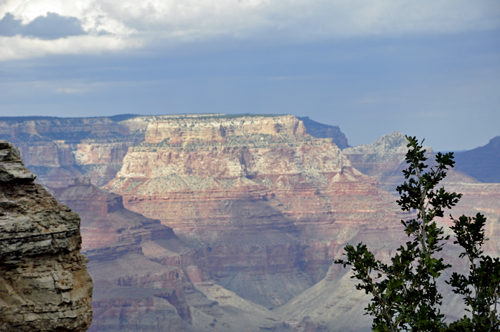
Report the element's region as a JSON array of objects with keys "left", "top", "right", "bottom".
[{"left": 0, "top": 140, "right": 93, "bottom": 332}]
